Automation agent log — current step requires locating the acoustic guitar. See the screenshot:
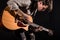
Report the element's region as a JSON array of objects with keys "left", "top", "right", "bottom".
[{"left": 2, "top": 6, "right": 33, "bottom": 31}]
